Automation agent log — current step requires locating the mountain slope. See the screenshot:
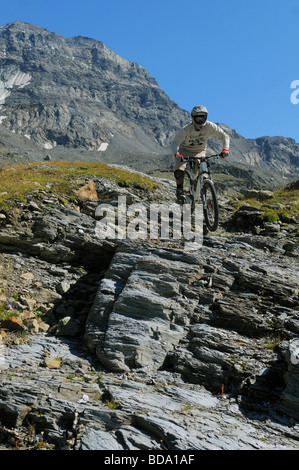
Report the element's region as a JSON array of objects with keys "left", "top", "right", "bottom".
[
  {"left": 0, "top": 21, "right": 298, "bottom": 186},
  {"left": 208, "top": 125, "right": 299, "bottom": 176},
  {"left": 0, "top": 21, "right": 189, "bottom": 152}
]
